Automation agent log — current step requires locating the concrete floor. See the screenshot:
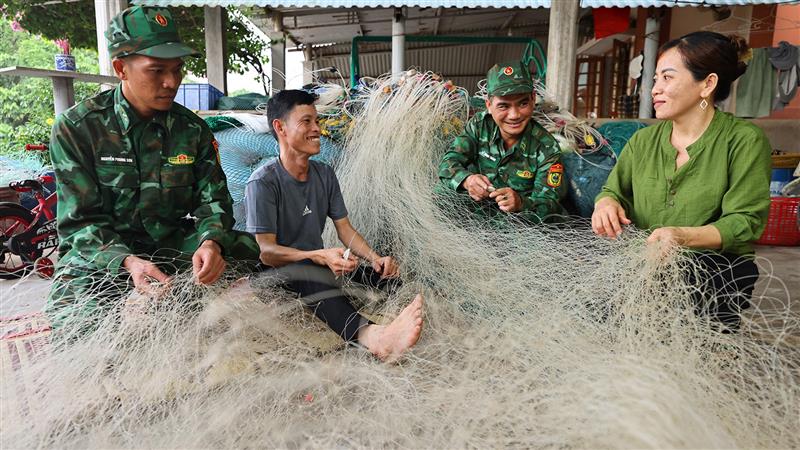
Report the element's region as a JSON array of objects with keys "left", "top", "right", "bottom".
[
  {"left": 1, "top": 246, "right": 797, "bottom": 321},
  {"left": 753, "top": 245, "right": 800, "bottom": 300},
  {"left": 749, "top": 245, "right": 800, "bottom": 338}
]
